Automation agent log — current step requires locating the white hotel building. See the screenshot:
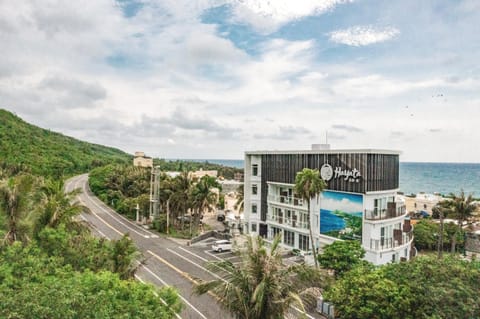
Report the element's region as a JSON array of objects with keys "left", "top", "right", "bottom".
[{"left": 244, "top": 147, "right": 414, "bottom": 265}]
